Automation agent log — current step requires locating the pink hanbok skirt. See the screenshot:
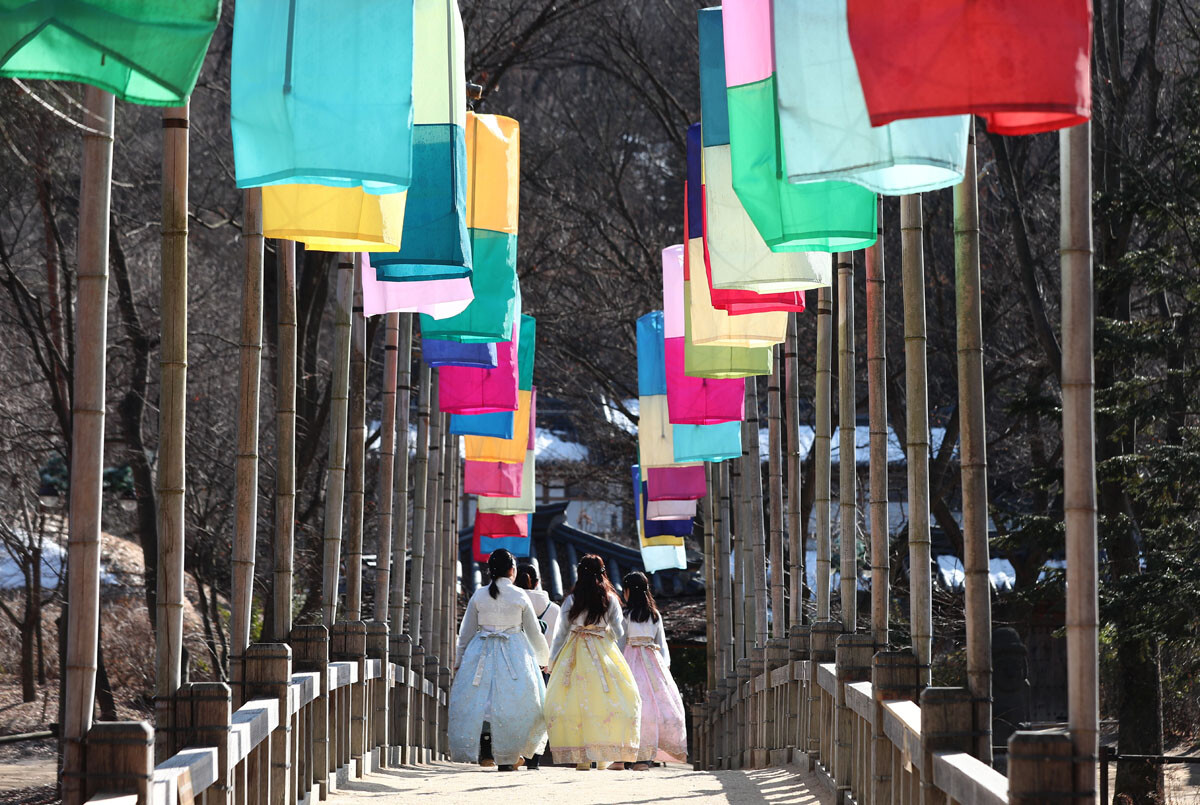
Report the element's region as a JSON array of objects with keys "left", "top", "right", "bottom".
[{"left": 622, "top": 638, "right": 688, "bottom": 762}]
